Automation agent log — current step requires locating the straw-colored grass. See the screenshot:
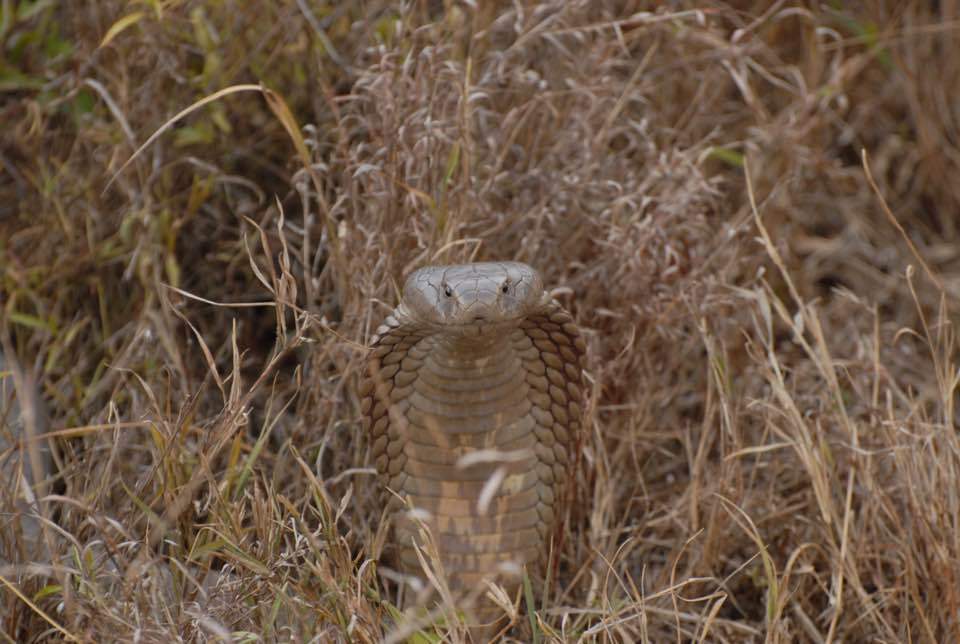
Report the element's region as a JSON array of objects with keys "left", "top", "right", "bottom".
[{"left": 2, "top": 2, "right": 960, "bottom": 641}]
